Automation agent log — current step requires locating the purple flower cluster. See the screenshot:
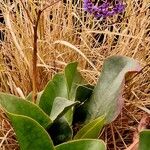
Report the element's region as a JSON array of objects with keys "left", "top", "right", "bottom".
[{"left": 83, "top": 0, "right": 125, "bottom": 19}]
